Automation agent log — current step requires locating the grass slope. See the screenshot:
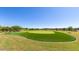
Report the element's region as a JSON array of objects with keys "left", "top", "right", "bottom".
[{"left": 8, "top": 31, "right": 76, "bottom": 42}]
